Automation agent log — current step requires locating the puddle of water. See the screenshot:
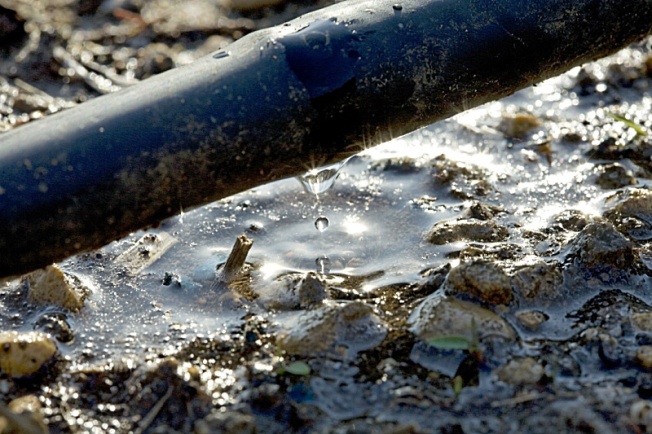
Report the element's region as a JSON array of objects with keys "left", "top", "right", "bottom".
[{"left": 1, "top": 43, "right": 651, "bottom": 372}]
